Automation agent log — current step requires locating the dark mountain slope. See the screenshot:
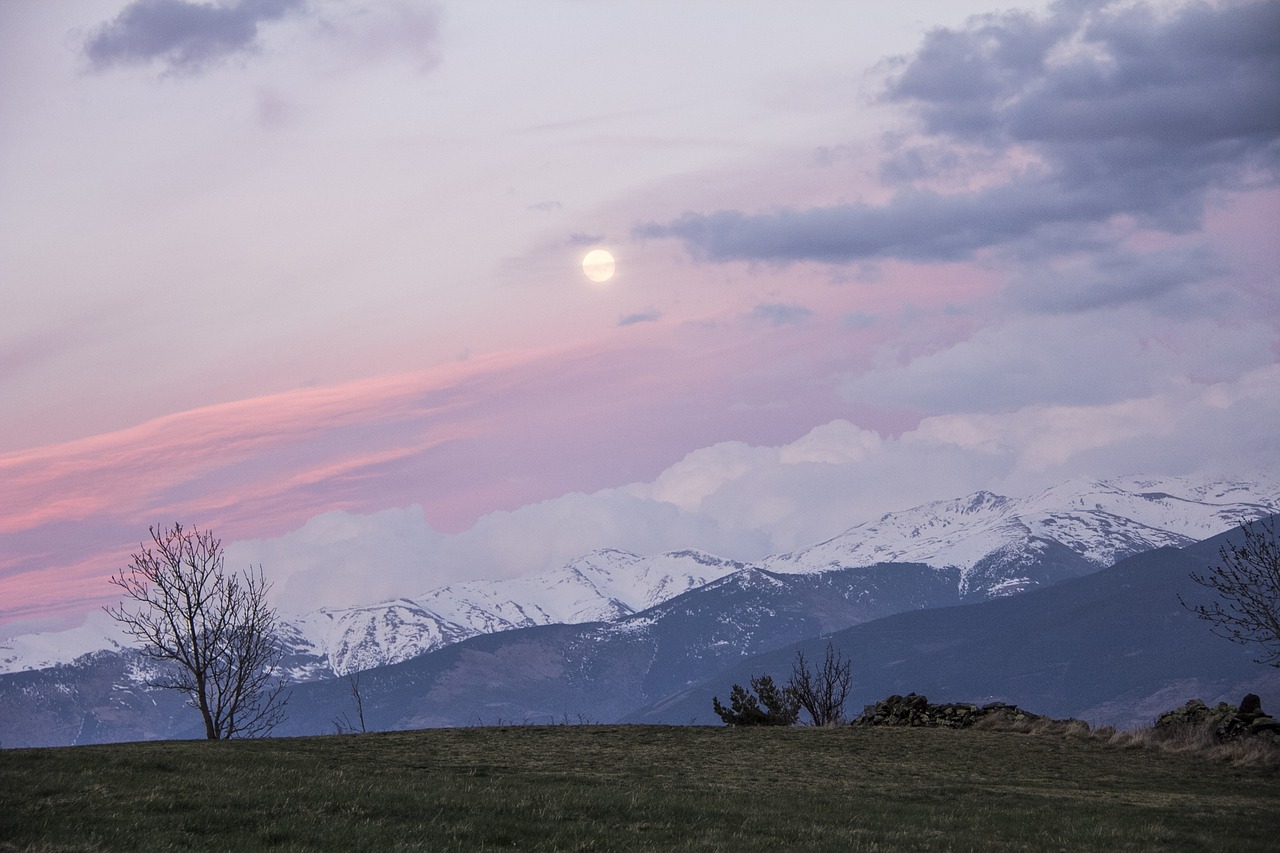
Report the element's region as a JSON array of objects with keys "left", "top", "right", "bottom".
[
  {"left": 629, "top": 520, "right": 1280, "bottom": 729},
  {"left": 0, "top": 650, "right": 198, "bottom": 748}
]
